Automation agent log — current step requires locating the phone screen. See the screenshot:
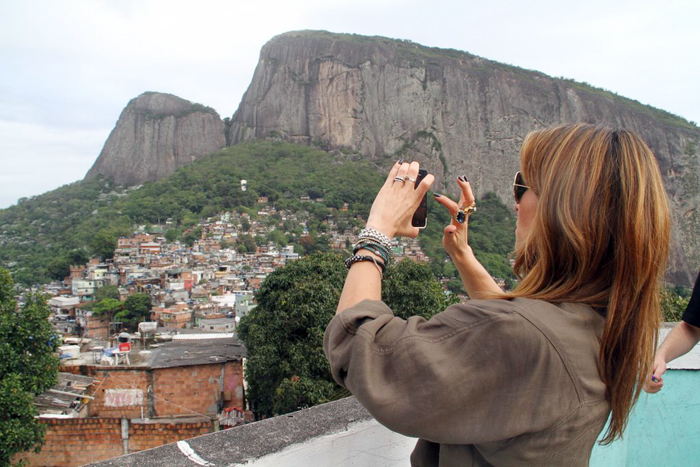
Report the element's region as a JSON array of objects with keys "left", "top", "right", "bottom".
[{"left": 411, "top": 169, "right": 428, "bottom": 228}]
